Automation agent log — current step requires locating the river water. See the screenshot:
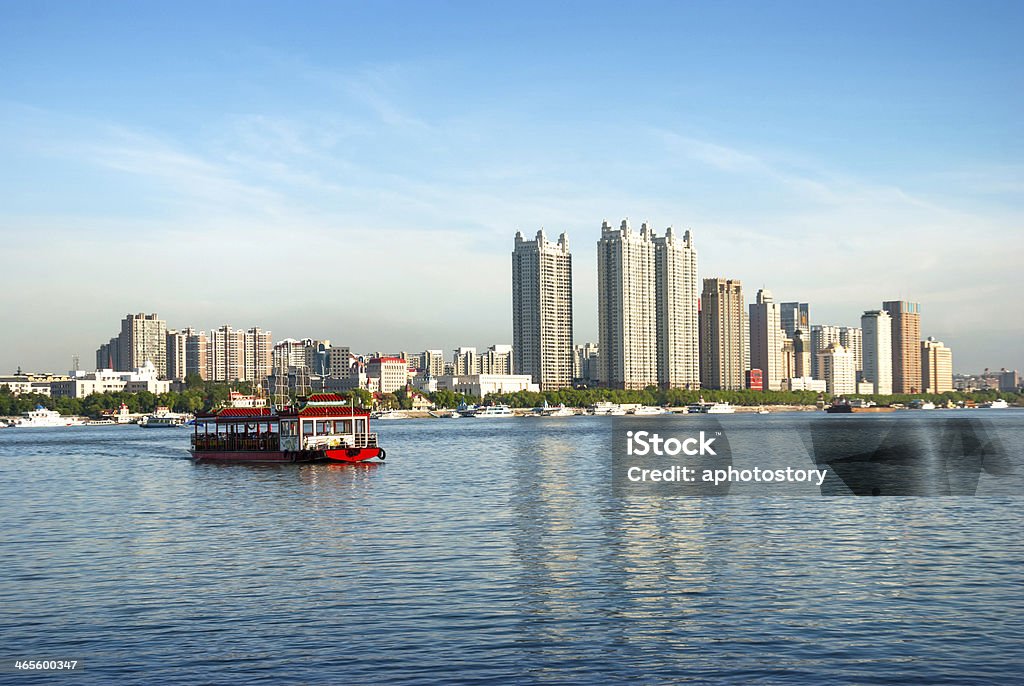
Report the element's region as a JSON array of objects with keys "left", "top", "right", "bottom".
[{"left": 1, "top": 412, "right": 1021, "bottom": 684}]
